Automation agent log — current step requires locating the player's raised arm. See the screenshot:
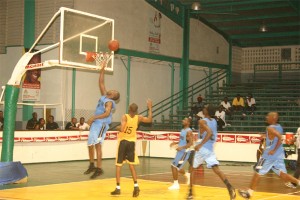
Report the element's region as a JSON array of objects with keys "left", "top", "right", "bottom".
[
  {"left": 99, "top": 62, "right": 107, "bottom": 95},
  {"left": 195, "top": 120, "right": 212, "bottom": 151},
  {"left": 267, "top": 126, "right": 282, "bottom": 155},
  {"left": 138, "top": 99, "right": 153, "bottom": 123}
]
